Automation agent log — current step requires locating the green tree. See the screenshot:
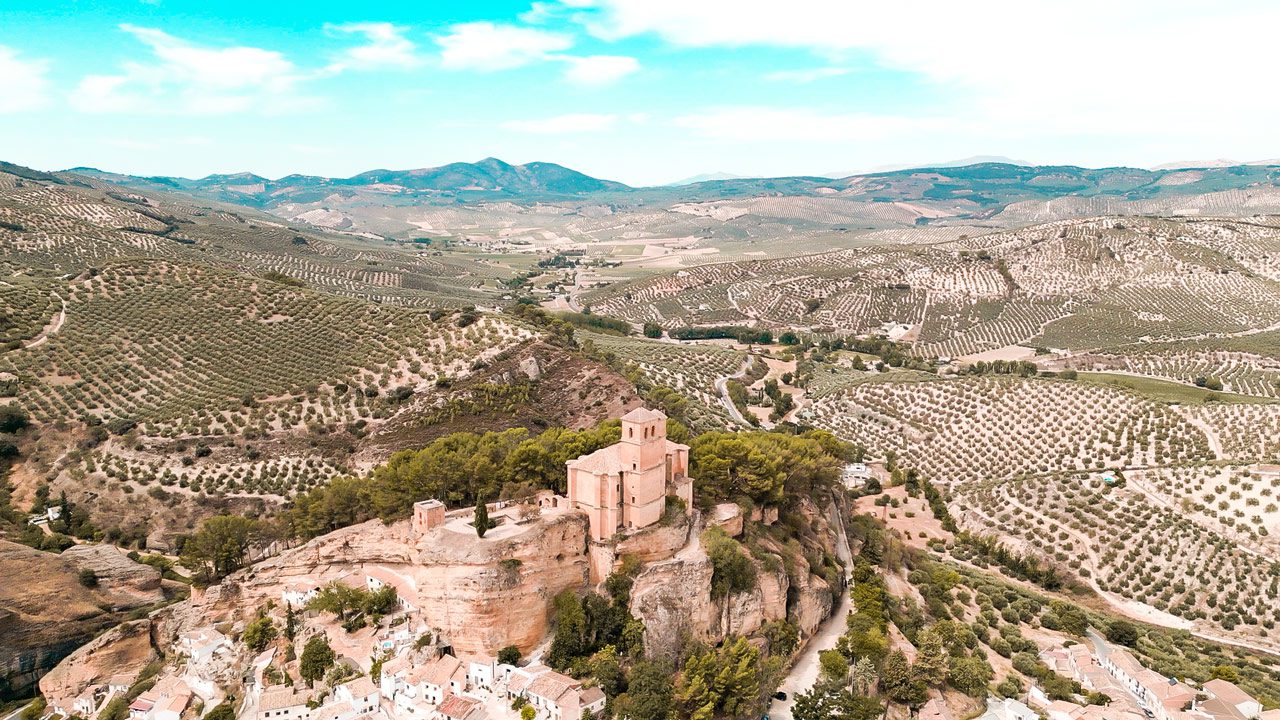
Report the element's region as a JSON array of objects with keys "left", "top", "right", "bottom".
[
  {"left": 674, "top": 638, "right": 760, "bottom": 720},
  {"left": 850, "top": 656, "right": 877, "bottom": 695},
  {"left": 475, "top": 499, "right": 492, "bottom": 538},
  {"left": 243, "top": 615, "right": 277, "bottom": 652},
  {"left": 498, "top": 645, "right": 521, "bottom": 666},
  {"left": 913, "top": 625, "right": 948, "bottom": 686},
  {"left": 947, "top": 655, "right": 993, "bottom": 696},
  {"left": 180, "top": 515, "right": 266, "bottom": 585},
  {"left": 880, "top": 650, "right": 926, "bottom": 706},
  {"left": 614, "top": 660, "right": 672, "bottom": 720},
  {"left": 703, "top": 526, "right": 757, "bottom": 599},
  {"left": 1106, "top": 620, "right": 1139, "bottom": 647},
  {"left": 520, "top": 706, "right": 536, "bottom": 720},
  {"left": 547, "top": 591, "right": 587, "bottom": 669},
  {"left": 818, "top": 649, "right": 849, "bottom": 683},
  {"left": 300, "top": 636, "right": 335, "bottom": 687},
  {"left": 642, "top": 322, "right": 663, "bottom": 339}
]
